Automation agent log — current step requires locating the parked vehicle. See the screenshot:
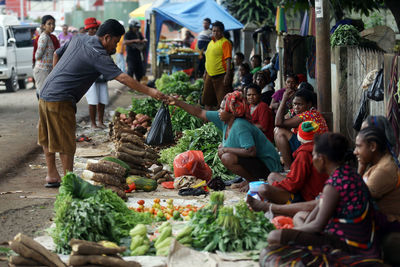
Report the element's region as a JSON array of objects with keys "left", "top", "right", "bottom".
[{"left": 0, "top": 15, "right": 38, "bottom": 92}]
